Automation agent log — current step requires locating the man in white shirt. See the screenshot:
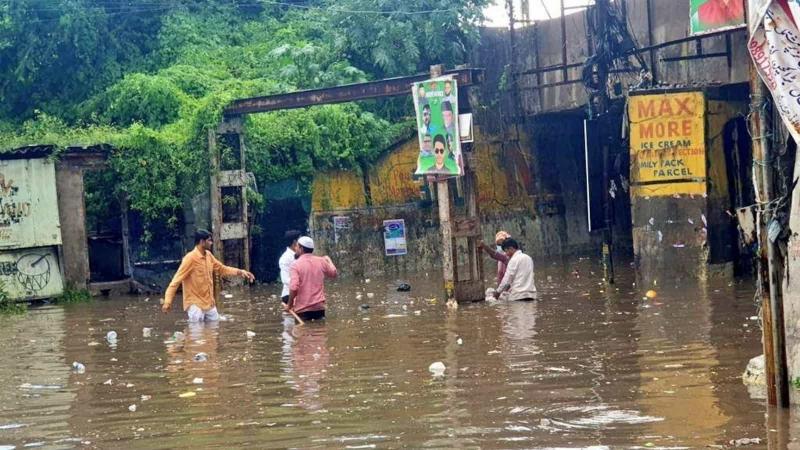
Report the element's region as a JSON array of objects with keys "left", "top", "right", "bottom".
[
  {"left": 279, "top": 230, "right": 302, "bottom": 304},
  {"left": 494, "top": 238, "right": 537, "bottom": 301}
]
